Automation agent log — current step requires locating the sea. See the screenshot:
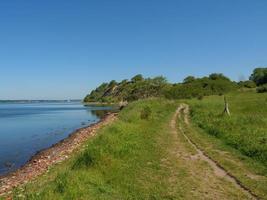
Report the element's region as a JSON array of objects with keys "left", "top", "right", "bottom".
[{"left": 0, "top": 102, "right": 114, "bottom": 175}]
